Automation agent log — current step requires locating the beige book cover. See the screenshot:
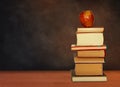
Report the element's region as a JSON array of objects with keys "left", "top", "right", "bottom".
[
  {"left": 71, "top": 70, "right": 107, "bottom": 82},
  {"left": 76, "top": 33, "right": 104, "bottom": 46},
  {"left": 77, "top": 27, "right": 104, "bottom": 33}
]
